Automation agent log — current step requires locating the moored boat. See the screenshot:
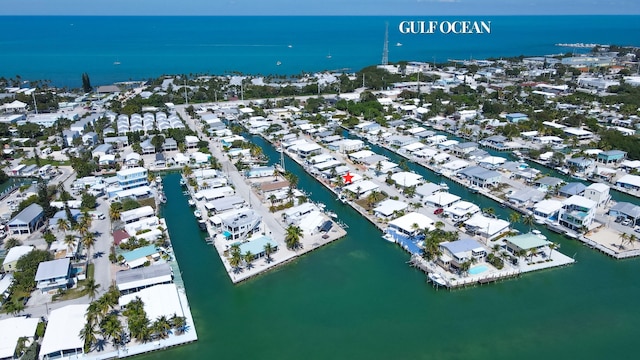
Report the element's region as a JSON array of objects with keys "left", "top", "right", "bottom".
[
  {"left": 439, "top": 181, "right": 449, "bottom": 191},
  {"left": 428, "top": 273, "right": 447, "bottom": 287},
  {"left": 382, "top": 232, "right": 396, "bottom": 243},
  {"left": 188, "top": 199, "right": 196, "bottom": 207},
  {"left": 180, "top": 178, "right": 187, "bottom": 187},
  {"left": 194, "top": 209, "right": 202, "bottom": 218}
]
